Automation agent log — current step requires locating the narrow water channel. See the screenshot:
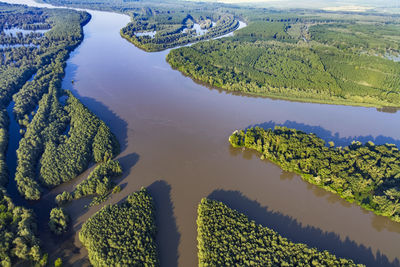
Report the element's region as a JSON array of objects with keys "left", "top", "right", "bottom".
[{"left": 2, "top": 1, "right": 400, "bottom": 266}]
